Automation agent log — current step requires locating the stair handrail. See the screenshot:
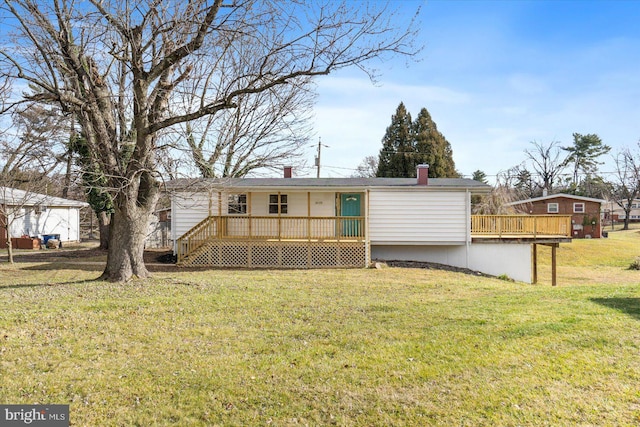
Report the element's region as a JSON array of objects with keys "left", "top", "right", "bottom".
[{"left": 176, "top": 216, "right": 219, "bottom": 263}]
